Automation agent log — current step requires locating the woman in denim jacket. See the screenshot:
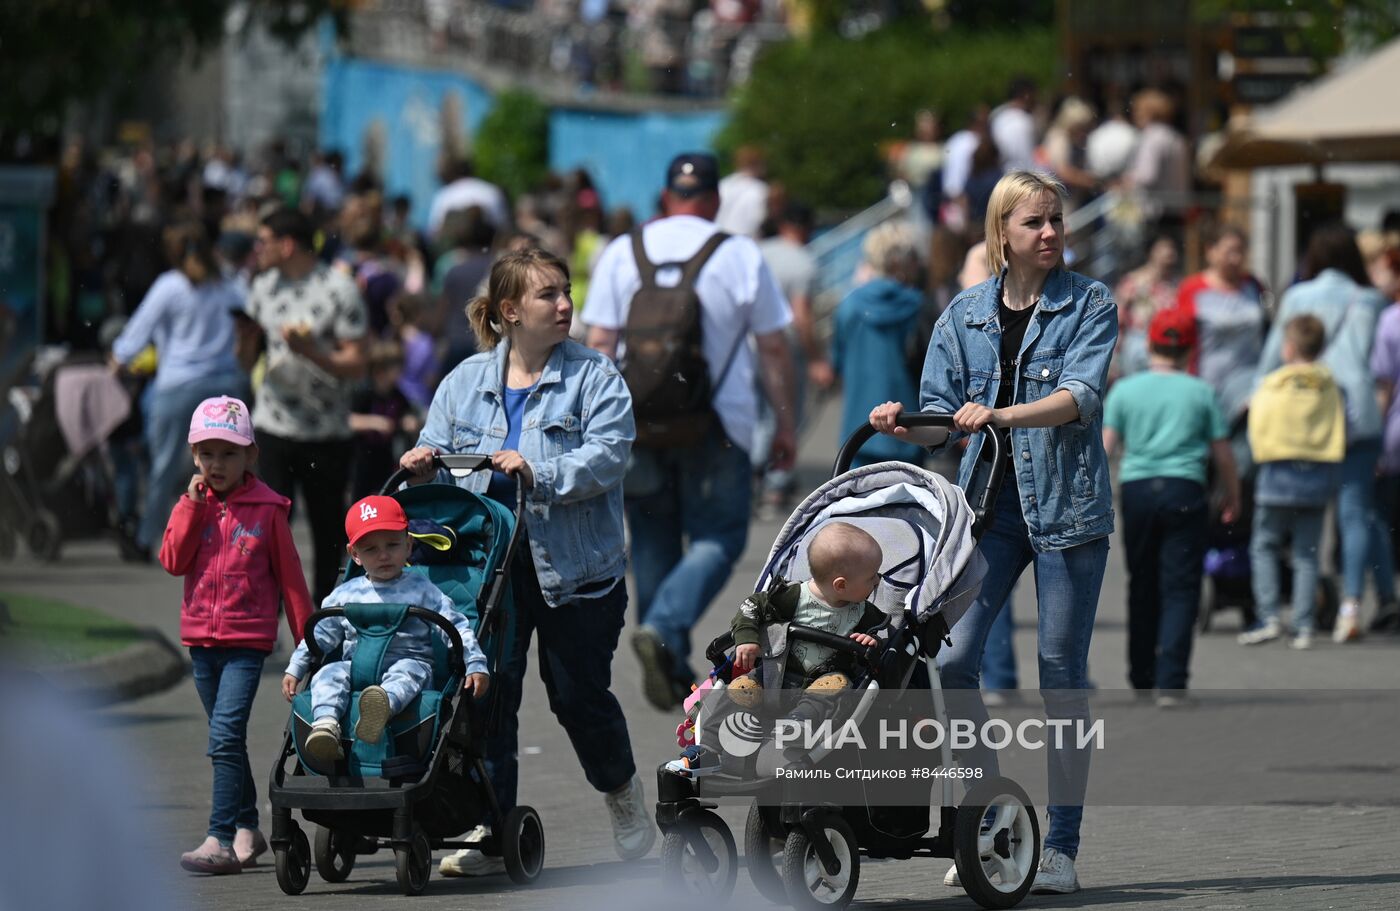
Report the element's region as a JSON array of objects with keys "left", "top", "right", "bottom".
[
  {"left": 399, "top": 248, "right": 655, "bottom": 871},
  {"left": 871, "top": 171, "right": 1117, "bottom": 895}
]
